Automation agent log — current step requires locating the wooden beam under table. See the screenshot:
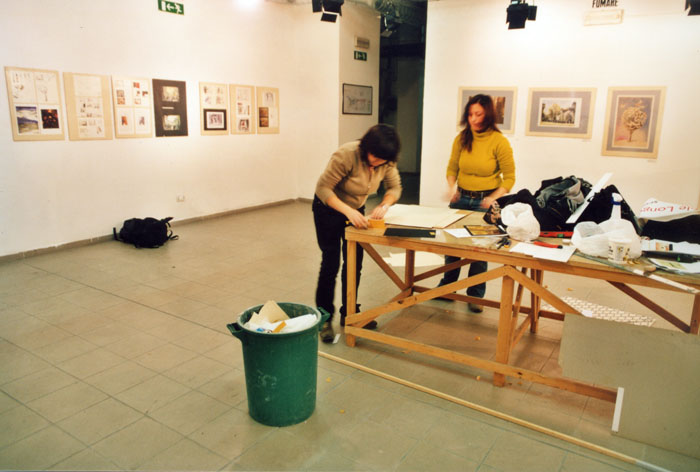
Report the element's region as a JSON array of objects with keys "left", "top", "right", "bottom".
[{"left": 343, "top": 326, "right": 617, "bottom": 402}]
